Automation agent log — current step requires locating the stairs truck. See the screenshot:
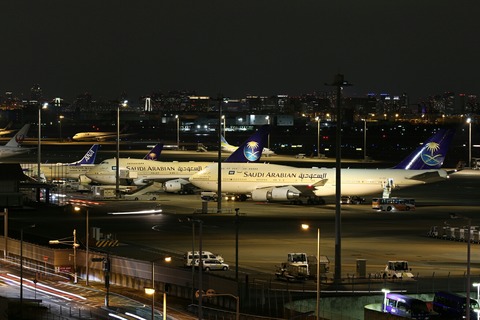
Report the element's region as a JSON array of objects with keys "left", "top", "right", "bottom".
[
  {"left": 123, "top": 182, "right": 163, "bottom": 200},
  {"left": 275, "top": 253, "right": 329, "bottom": 282}
]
